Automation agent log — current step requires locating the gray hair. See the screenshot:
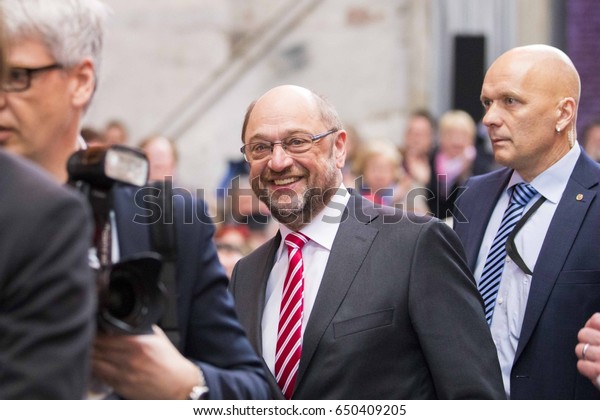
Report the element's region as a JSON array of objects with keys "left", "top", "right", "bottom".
[
  {"left": 313, "top": 91, "right": 344, "bottom": 134},
  {"left": 1, "top": 0, "right": 111, "bottom": 75}
]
